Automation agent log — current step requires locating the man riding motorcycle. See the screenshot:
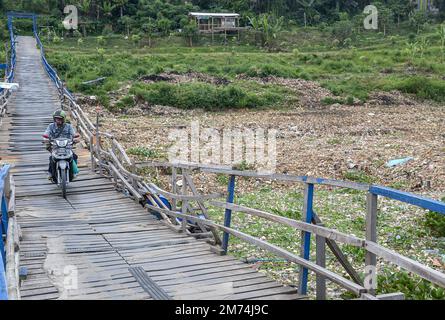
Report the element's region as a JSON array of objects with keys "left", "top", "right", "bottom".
[{"left": 43, "top": 110, "right": 79, "bottom": 181}]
